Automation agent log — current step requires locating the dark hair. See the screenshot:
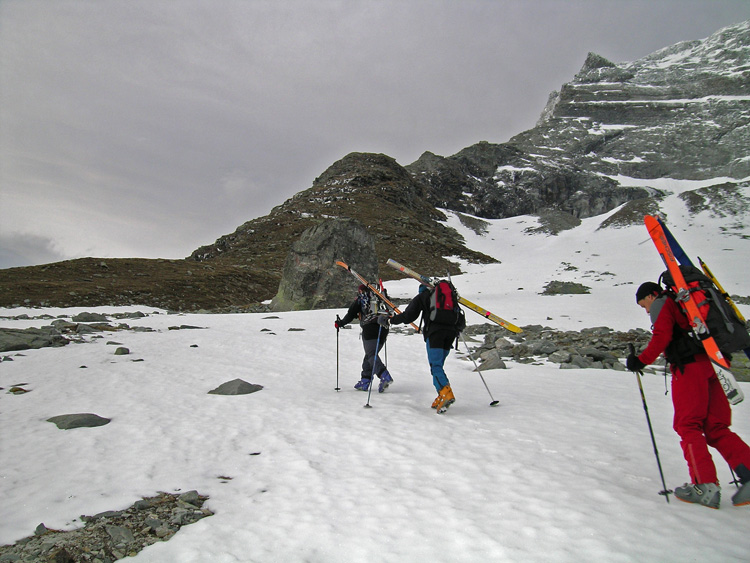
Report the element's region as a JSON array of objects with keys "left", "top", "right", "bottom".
[{"left": 635, "top": 282, "right": 662, "bottom": 302}]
